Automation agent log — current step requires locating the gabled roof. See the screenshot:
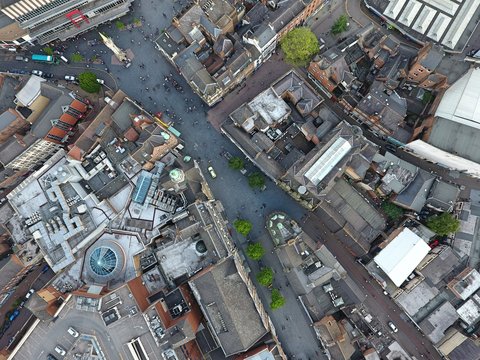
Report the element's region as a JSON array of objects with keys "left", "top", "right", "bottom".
[{"left": 374, "top": 228, "right": 430, "bottom": 287}]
